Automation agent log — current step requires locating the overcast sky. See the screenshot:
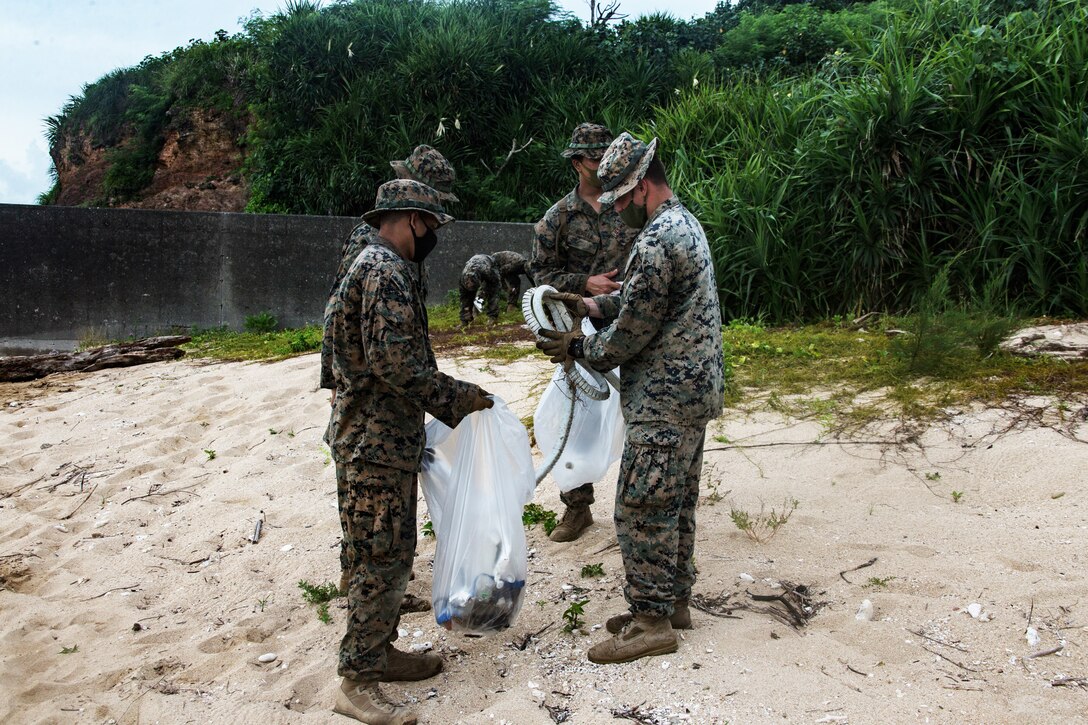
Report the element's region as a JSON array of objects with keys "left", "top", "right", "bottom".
[{"left": 0, "top": 0, "right": 723, "bottom": 205}]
